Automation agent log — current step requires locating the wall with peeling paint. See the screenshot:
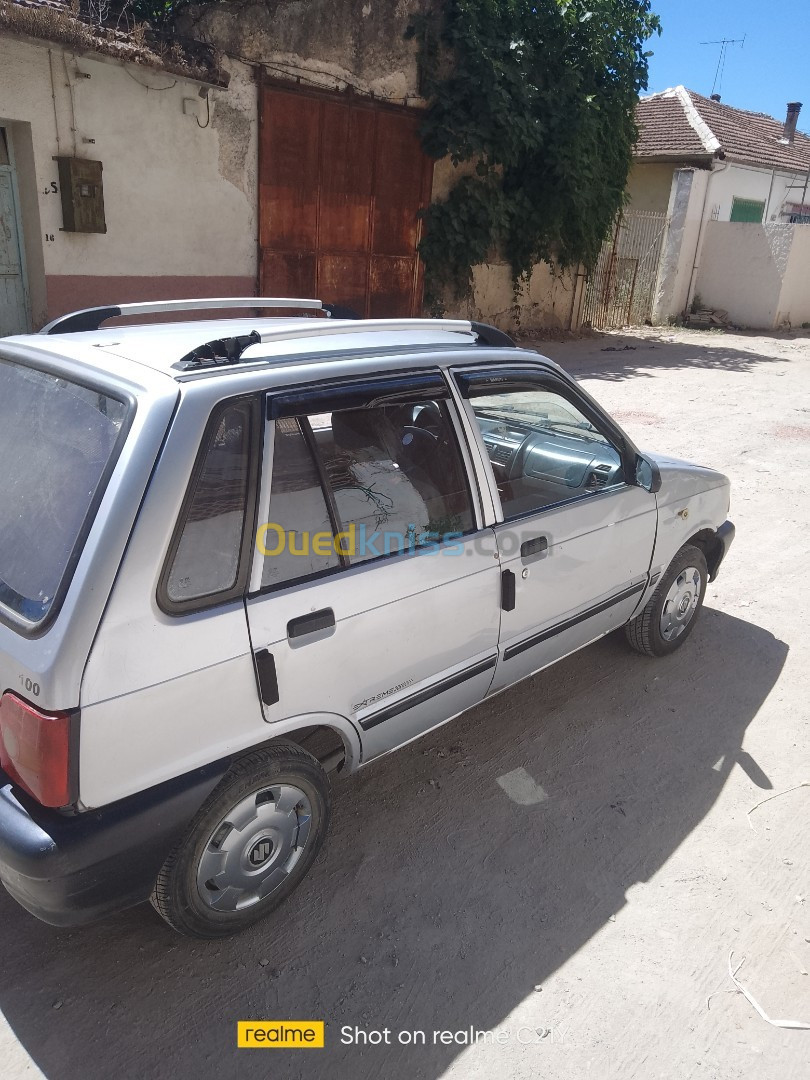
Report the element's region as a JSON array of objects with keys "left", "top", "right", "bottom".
[
  {"left": 191, "top": 0, "right": 426, "bottom": 104},
  {"left": 1, "top": 4, "right": 582, "bottom": 333},
  {"left": 195, "top": 1, "right": 582, "bottom": 330},
  {"left": 0, "top": 34, "right": 256, "bottom": 327},
  {"left": 695, "top": 221, "right": 810, "bottom": 329},
  {"left": 432, "top": 158, "right": 582, "bottom": 330}
]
